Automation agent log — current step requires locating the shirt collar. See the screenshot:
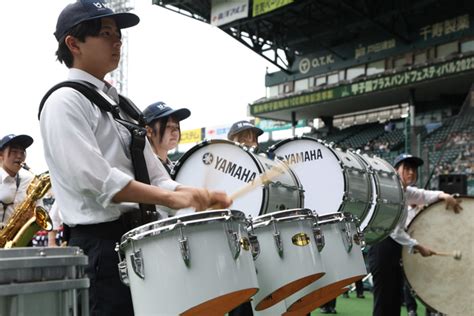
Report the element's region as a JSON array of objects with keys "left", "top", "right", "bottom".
[
  {"left": 68, "top": 68, "right": 119, "bottom": 102},
  {"left": 0, "top": 168, "right": 14, "bottom": 183},
  {"left": 68, "top": 68, "right": 107, "bottom": 92}
]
